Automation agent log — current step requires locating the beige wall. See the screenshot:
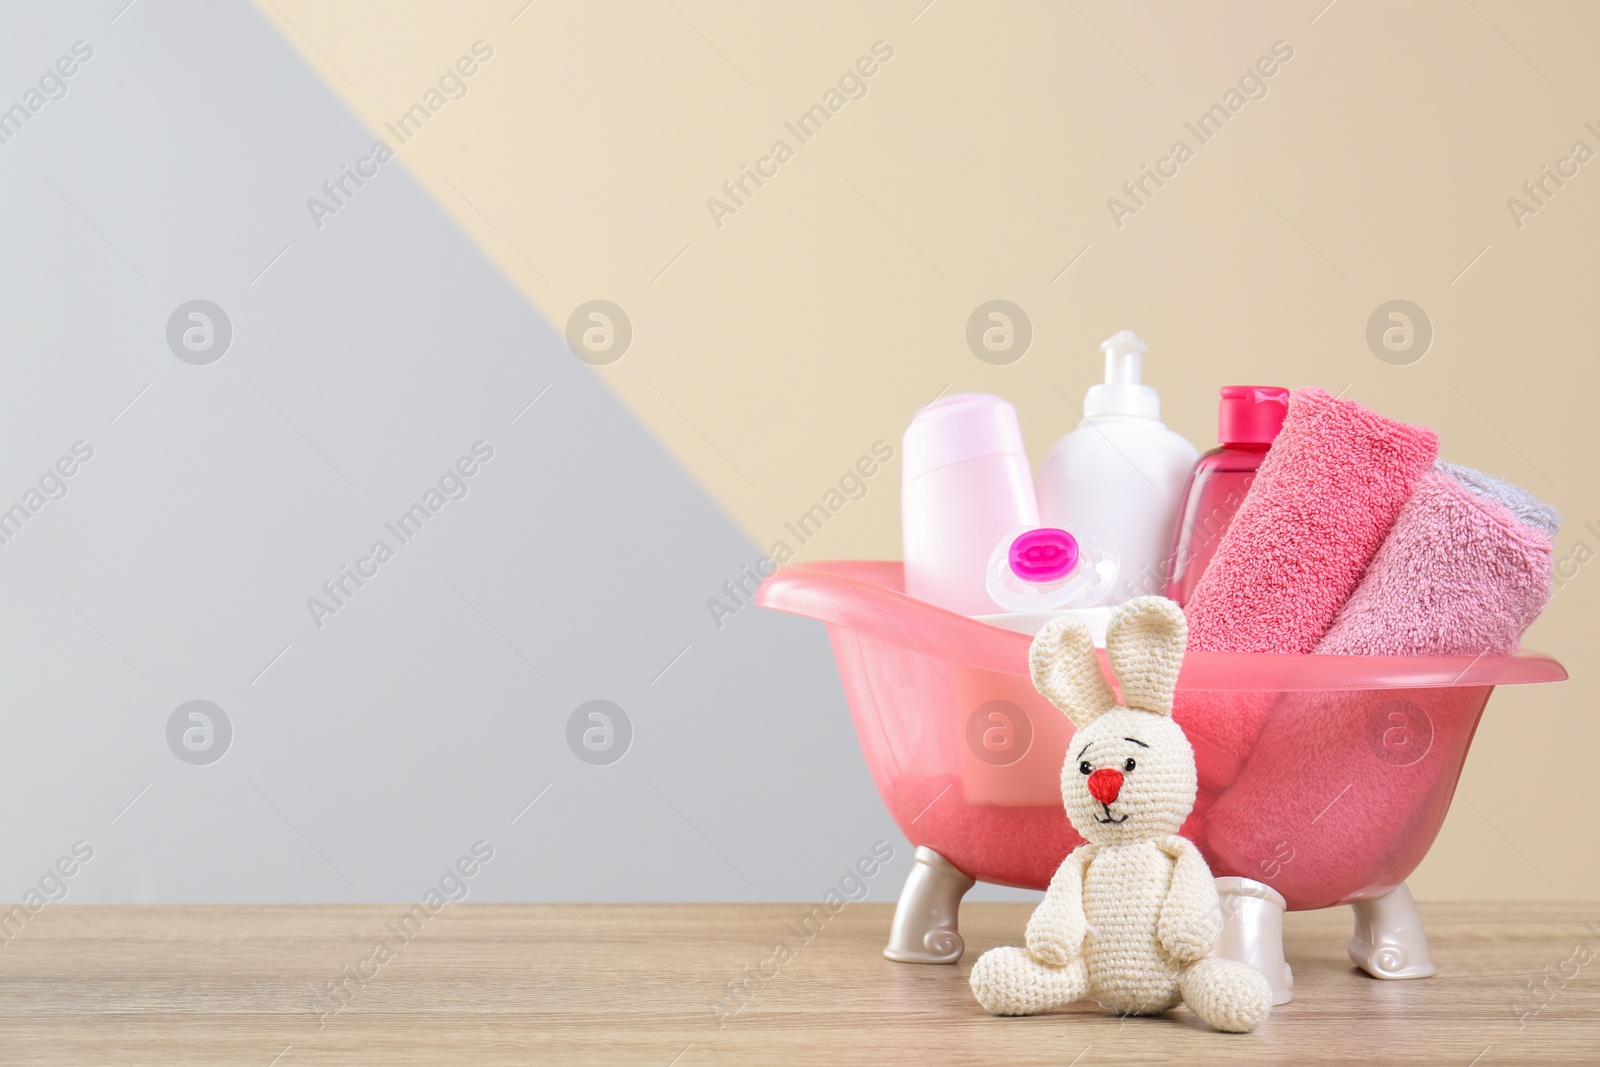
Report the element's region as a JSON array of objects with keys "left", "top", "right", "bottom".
[{"left": 259, "top": 0, "right": 1599, "bottom": 899}]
